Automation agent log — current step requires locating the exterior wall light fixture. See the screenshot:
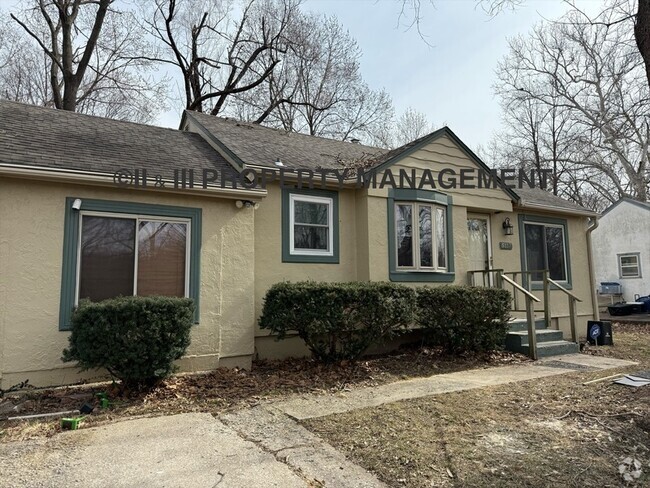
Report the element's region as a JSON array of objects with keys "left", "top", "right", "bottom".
[
  {"left": 502, "top": 217, "right": 514, "bottom": 236},
  {"left": 235, "top": 200, "right": 259, "bottom": 210}
]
